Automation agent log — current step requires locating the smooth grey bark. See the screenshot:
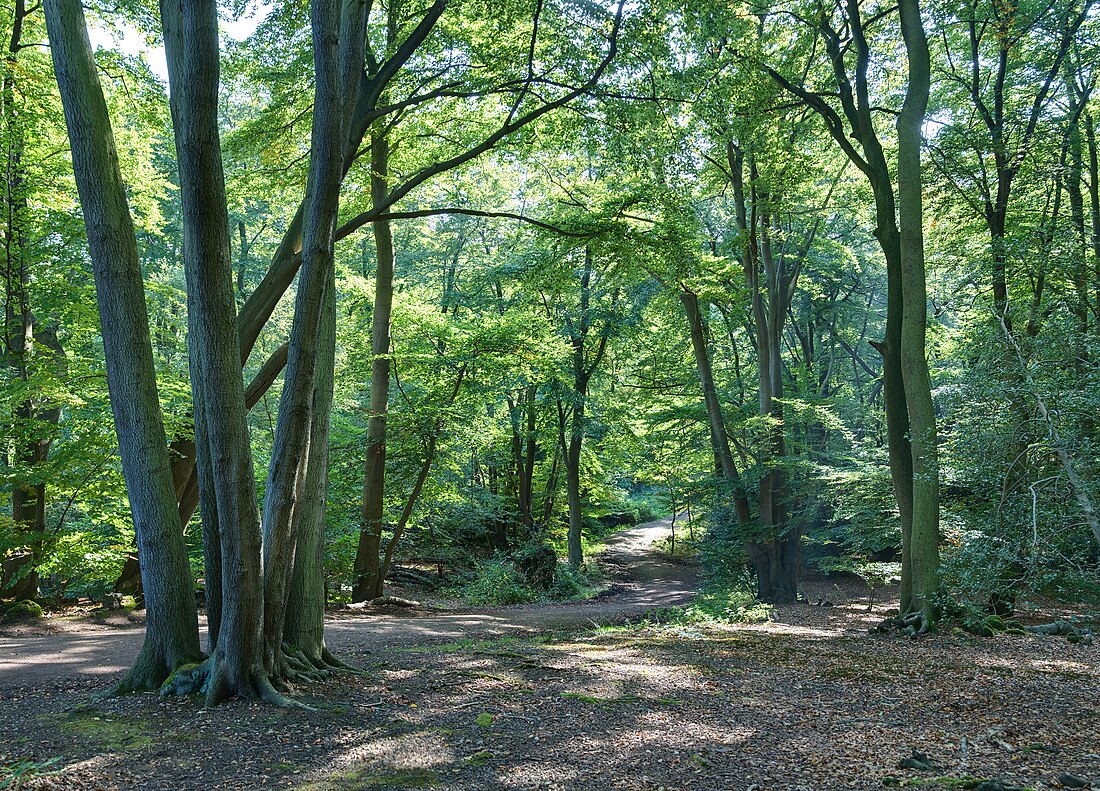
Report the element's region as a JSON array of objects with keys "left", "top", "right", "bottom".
[
  {"left": 897, "top": 0, "right": 940, "bottom": 627},
  {"left": 44, "top": 0, "right": 200, "bottom": 691}
]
